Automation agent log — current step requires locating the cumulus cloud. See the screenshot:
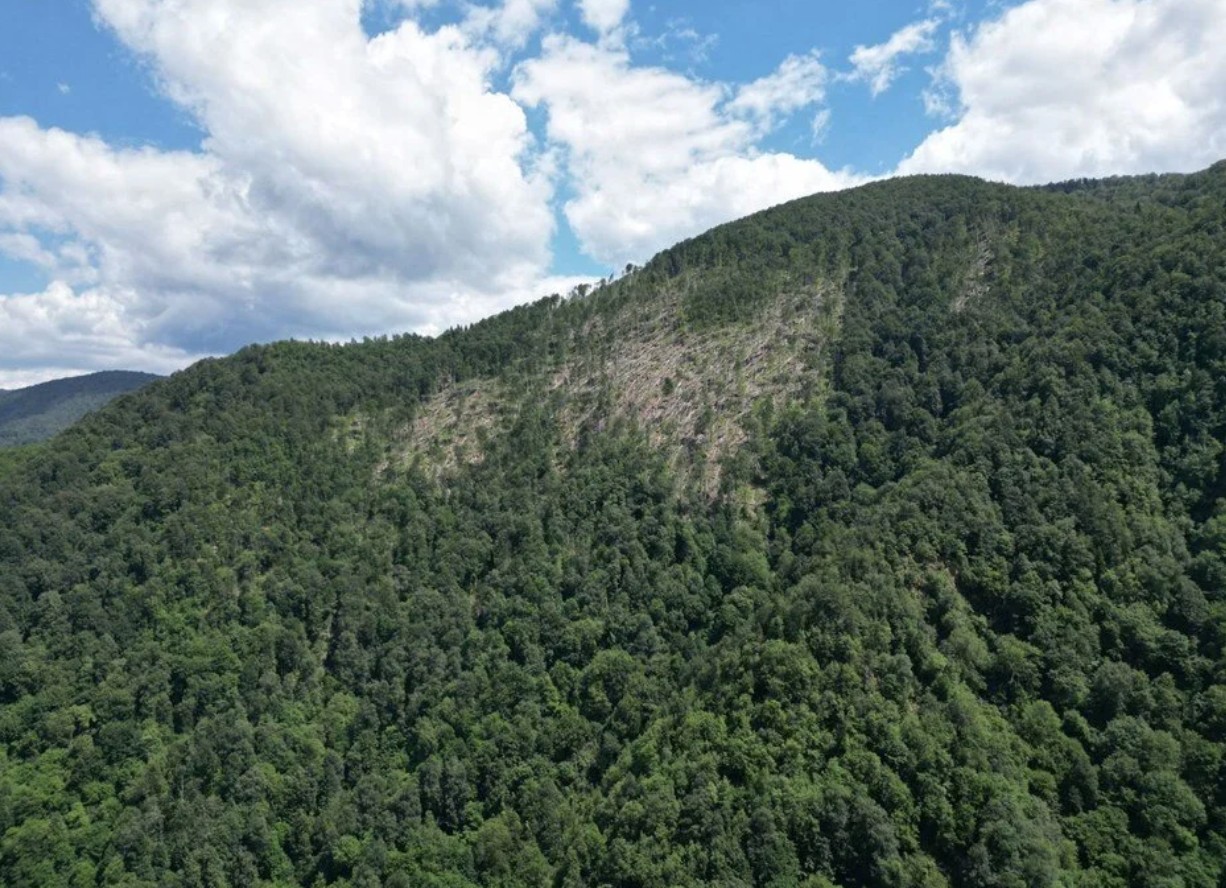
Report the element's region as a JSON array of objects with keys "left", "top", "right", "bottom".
[
  {"left": 94, "top": 0, "right": 555, "bottom": 286},
  {"left": 848, "top": 18, "right": 941, "bottom": 96},
  {"left": 899, "top": 0, "right": 1226, "bottom": 182},
  {"left": 0, "top": 282, "right": 200, "bottom": 388},
  {"left": 0, "top": 0, "right": 862, "bottom": 382},
  {"left": 0, "top": 0, "right": 560, "bottom": 379},
  {"left": 728, "top": 51, "right": 828, "bottom": 129},
  {"left": 514, "top": 36, "right": 859, "bottom": 266},
  {"left": 578, "top": 0, "right": 630, "bottom": 35},
  {"left": 0, "top": 233, "right": 59, "bottom": 272},
  {"left": 461, "top": 0, "right": 560, "bottom": 49}
]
